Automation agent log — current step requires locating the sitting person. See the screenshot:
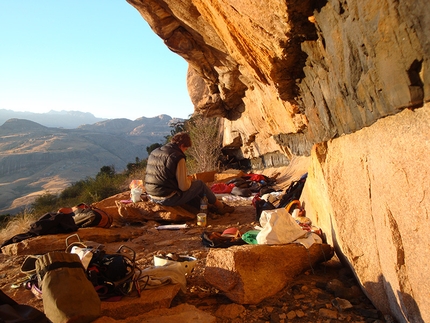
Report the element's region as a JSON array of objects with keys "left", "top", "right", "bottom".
[{"left": 144, "top": 132, "right": 234, "bottom": 215}]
